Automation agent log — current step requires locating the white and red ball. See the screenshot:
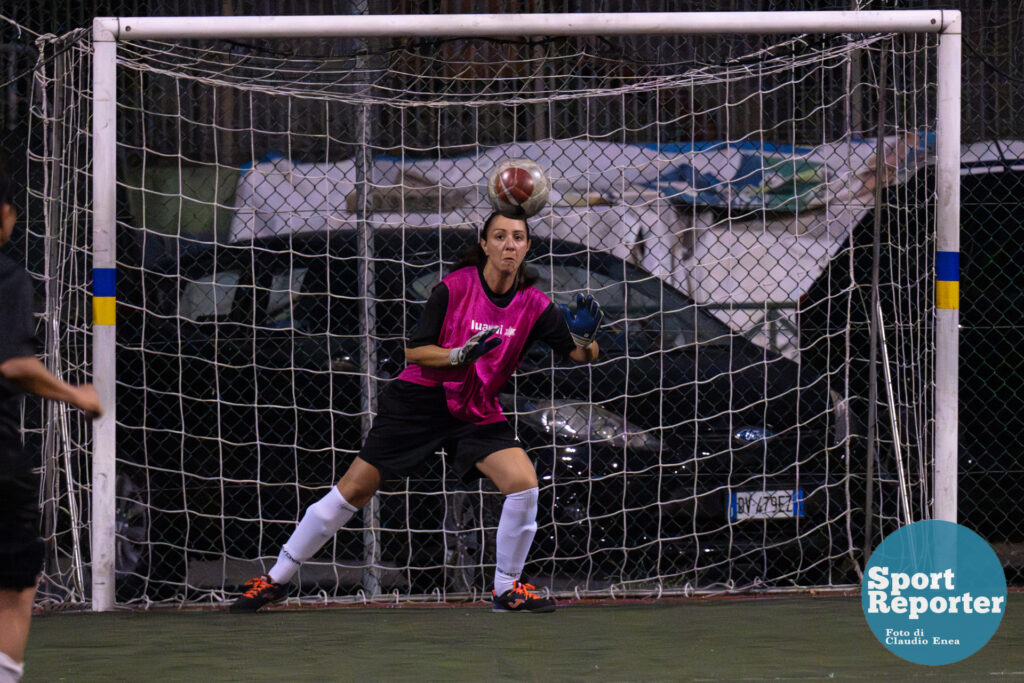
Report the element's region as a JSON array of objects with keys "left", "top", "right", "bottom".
[{"left": 486, "top": 158, "right": 551, "bottom": 218}]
